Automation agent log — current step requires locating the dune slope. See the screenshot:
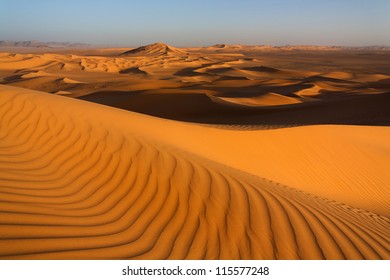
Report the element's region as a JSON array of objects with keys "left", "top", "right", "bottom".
[{"left": 0, "top": 85, "right": 389, "bottom": 259}]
